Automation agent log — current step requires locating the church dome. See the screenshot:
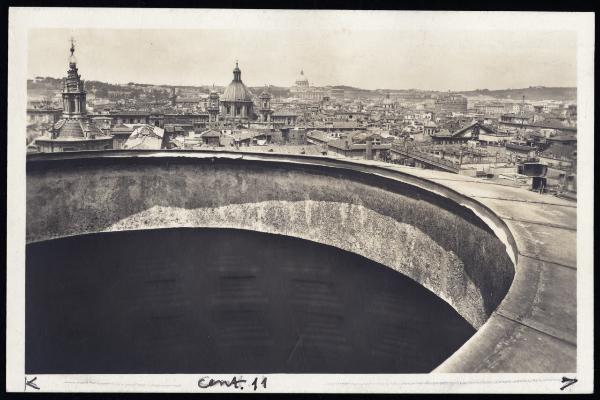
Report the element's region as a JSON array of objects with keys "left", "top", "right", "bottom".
[
  {"left": 53, "top": 119, "right": 84, "bottom": 138},
  {"left": 295, "top": 69, "right": 309, "bottom": 86},
  {"left": 52, "top": 118, "right": 104, "bottom": 139},
  {"left": 222, "top": 62, "right": 253, "bottom": 102},
  {"left": 222, "top": 82, "right": 252, "bottom": 102}
]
